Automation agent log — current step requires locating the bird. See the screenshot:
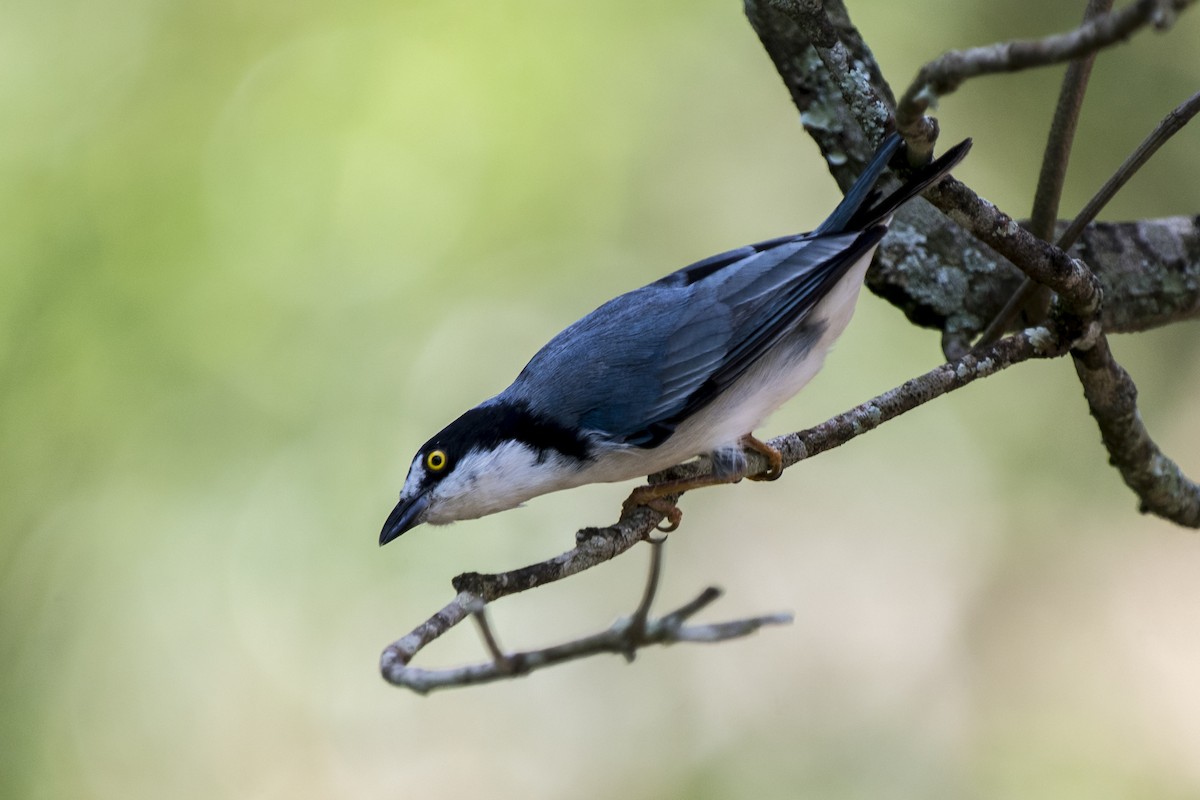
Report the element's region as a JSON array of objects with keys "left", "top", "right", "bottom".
[{"left": 380, "top": 132, "right": 971, "bottom": 545}]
